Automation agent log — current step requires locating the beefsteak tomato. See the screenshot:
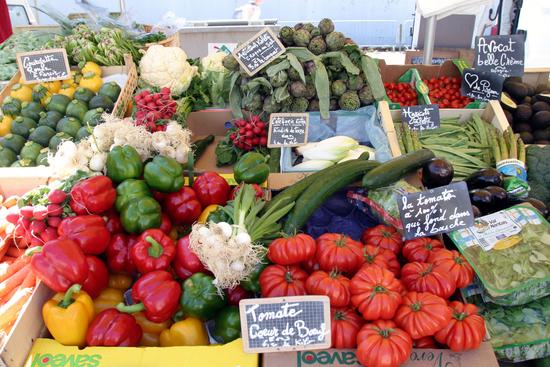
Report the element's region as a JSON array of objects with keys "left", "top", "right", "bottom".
[
  {"left": 401, "top": 262, "right": 456, "bottom": 299},
  {"left": 351, "top": 265, "right": 403, "bottom": 320},
  {"left": 394, "top": 292, "right": 452, "bottom": 339},
  {"left": 363, "top": 245, "right": 400, "bottom": 277},
  {"left": 434, "top": 301, "right": 486, "bottom": 352},
  {"left": 402, "top": 237, "right": 444, "bottom": 263},
  {"left": 428, "top": 249, "right": 474, "bottom": 288},
  {"left": 356, "top": 320, "right": 413, "bottom": 367},
  {"left": 305, "top": 270, "right": 351, "bottom": 308},
  {"left": 414, "top": 336, "right": 438, "bottom": 349},
  {"left": 361, "top": 225, "right": 403, "bottom": 255},
  {"left": 331, "top": 308, "right": 364, "bottom": 349},
  {"left": 315, "top": 233, "right": 363, "bottom": 274},
  {"left": 259, "top": 265, "right": 307, "bottom": 297},
  {"left": 268, "top": 234, "right": 316, "bottom": 266}
]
